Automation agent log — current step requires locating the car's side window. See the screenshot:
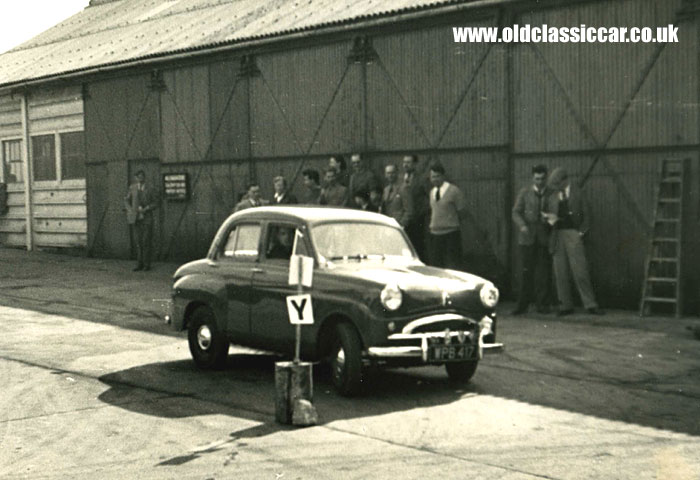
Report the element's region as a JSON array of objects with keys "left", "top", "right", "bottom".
[
  {"left": 264, "top": 224, "right": 296, "bottom": 262},
  {"left": 222, "top": 223, "right": 260, "bottom": 260}
]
